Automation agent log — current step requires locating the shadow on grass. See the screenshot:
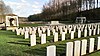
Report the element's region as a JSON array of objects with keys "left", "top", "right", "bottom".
[
  {"left": 85, "top": 50, "right": 100, "bottom": 56},
  {"left": 23, "top": 47, "right": 46, "bottom": 56},
  {"left": 18, "top": 40, "right": 29, "bottom": 42},
  {"left": 8, "top": 35, "right": 24, "bottom": 39},
  {"left": 23, "top": 43, "right": 66, "bottom": 56},
  {"left": 0, "top": 31, "right": 16, "bottom": 36},
  {"left": 56, "top": 44, "right": 66, "bottom": 56},
  {"left": 7, "top": 41, "right": 30, "bottom": 46}
]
